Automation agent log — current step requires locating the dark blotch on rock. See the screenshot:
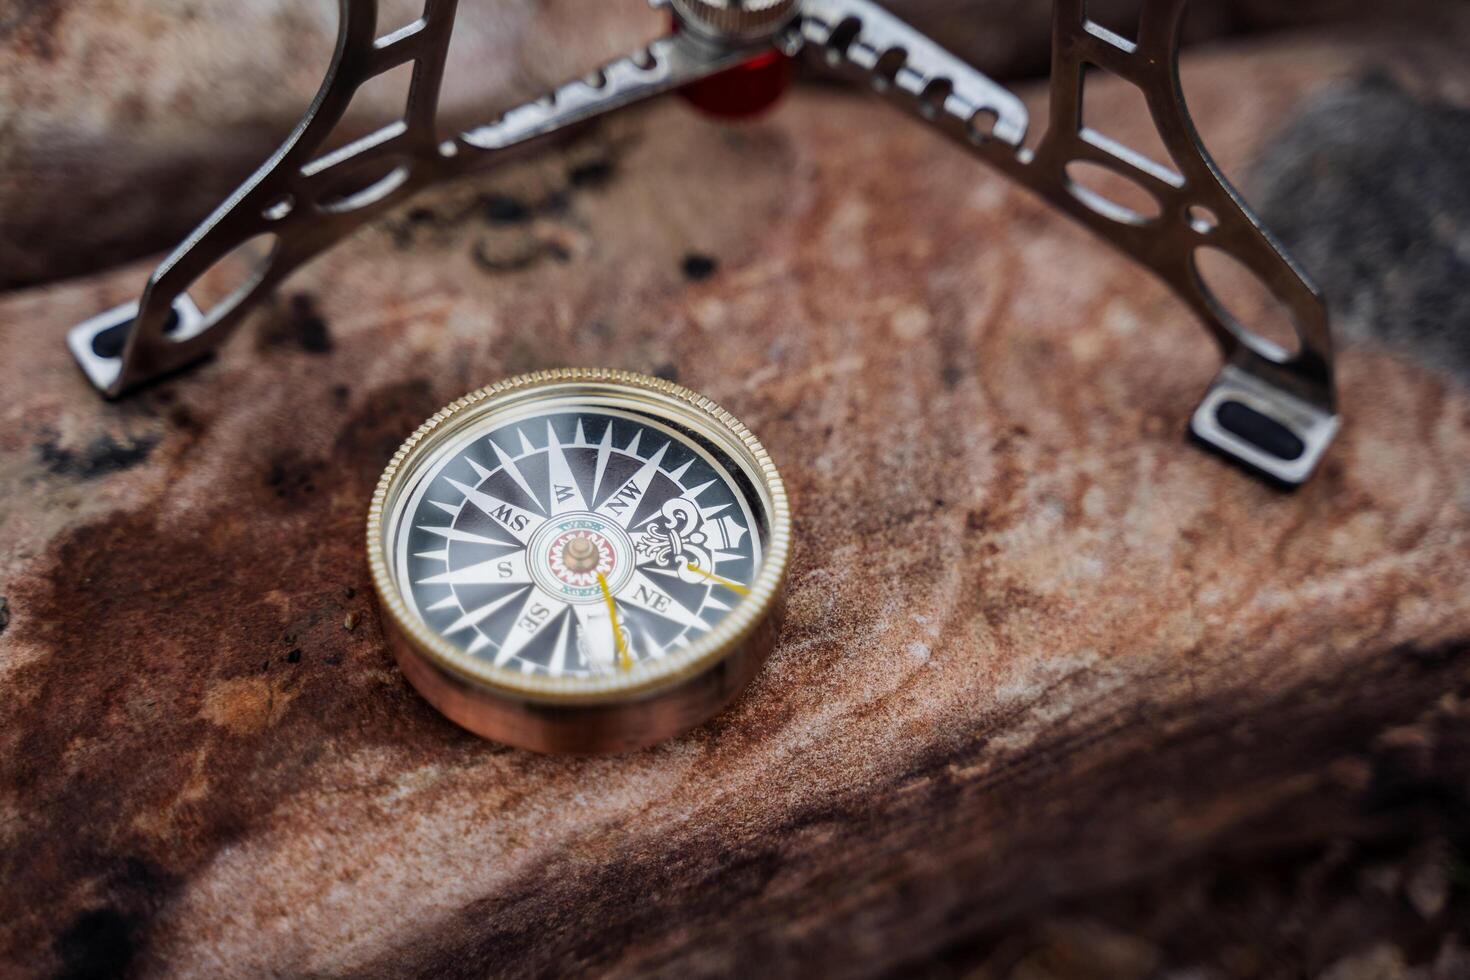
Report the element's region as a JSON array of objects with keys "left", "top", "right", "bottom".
[
  {"left": 568, "top": 159, "right": 614, "bottom": 189},
  {"left": 391, "top": 207, "right": 438, "bottom": 248},
  {"left": 1252, "top": 74, "right": 1470, "bottom": 382},
  {"left": 471, "top": 240, "right": 542, "bottom": 274},
  {"left": 682, "top": 254, "right": 718, "bottom": 281},
  {"left": 45, "top": 858, "right": 175, "bottom": 979},
  {"left": 653, "top": 363, "right": 680, "bottom": 382},
  {"left": 266, "top": 452, "right": 319, "bottom": 502},
  {"left": 289, "top": 294, "right": 333, "bottom": 354},
  {"left": 0, "top": 596, "right": 8, "bottom": 635},
  {"left": 37, "top": 432, "right": 158, "bottom": 480},
  {"left": 52, "top": 907, "right": 140, "bottom": 980},
  {"left": 331, "top": 377, "right": 439, "bottom": 488},
  {"left": 258, "top": 294, "right": 333, "bottom": 354},
  {"left": 540, "top": 188, "right": 572, "bottom": 217},
  {"left": 483, "top": 194, "right": 531, "bottom": 225}
]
